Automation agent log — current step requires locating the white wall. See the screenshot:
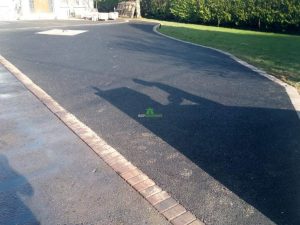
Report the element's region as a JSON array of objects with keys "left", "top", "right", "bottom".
[
  {"left": 53, "top": 0, "right": 94, "bottom": 19},
  {"left": 0, "top": 0, "right": 94, "bottom": 20},
  {"left": 0, "top": 0, "right": 19, "bottom": 20},
  {"left": 21, "top": 0, "right": 31, "bottom": 17}
]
